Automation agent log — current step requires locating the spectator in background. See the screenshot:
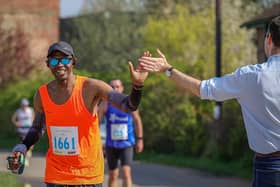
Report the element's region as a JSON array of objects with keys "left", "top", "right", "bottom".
[{"left": 11, "top": 98, "right": 34, "bottom": 166}]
